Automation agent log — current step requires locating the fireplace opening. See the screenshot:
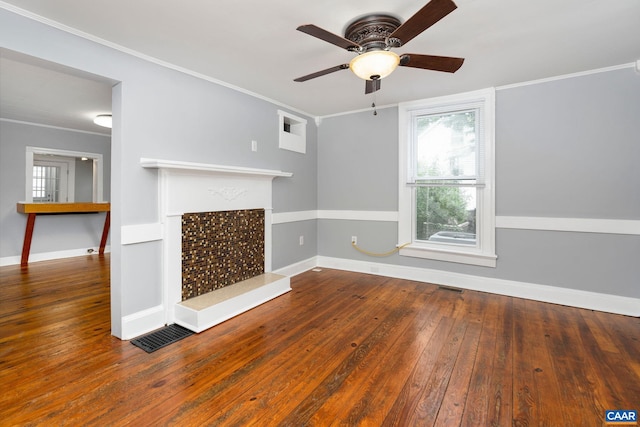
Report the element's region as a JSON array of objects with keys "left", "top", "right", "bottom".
[{"left": 181, "top": 208, "right": 265, "bottom": 301}]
